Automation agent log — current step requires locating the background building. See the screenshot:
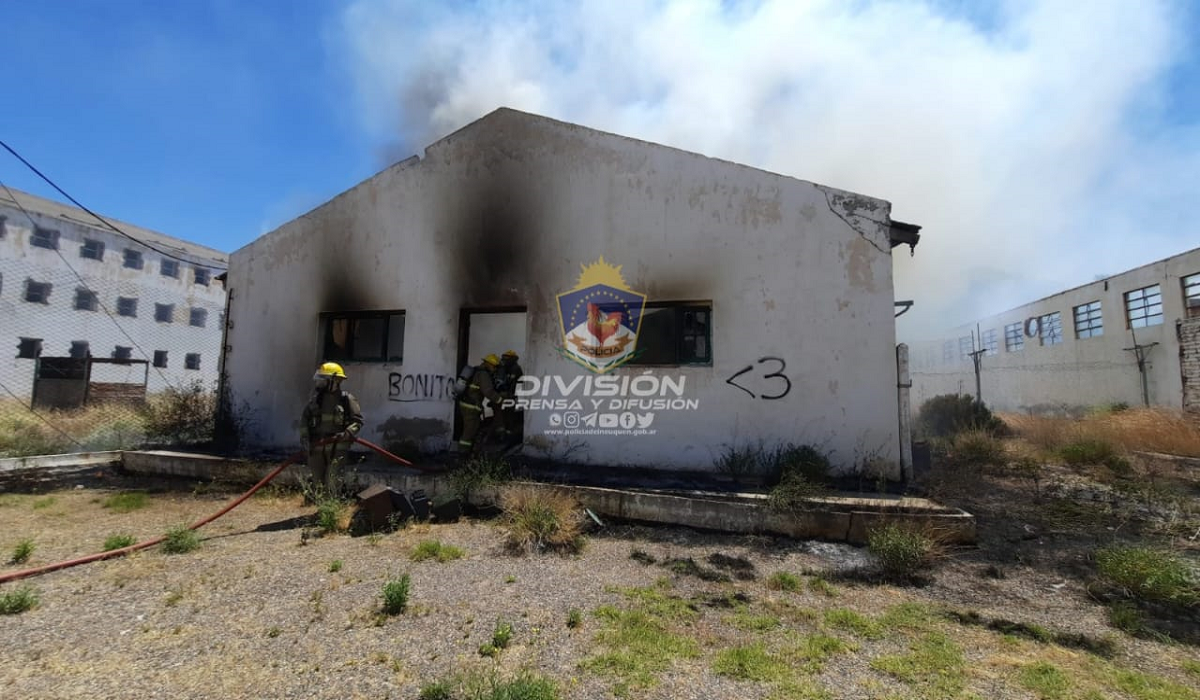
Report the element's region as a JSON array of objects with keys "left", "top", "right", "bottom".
[
  {"left": 0, "top": 187, "right": 228, "bottom": 404},
  {"left": 910, "top": 247, "right": 1200, "bottom": 415},
  {"left": 224, "top": 109, "right": 920, "bottom": 476}
]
